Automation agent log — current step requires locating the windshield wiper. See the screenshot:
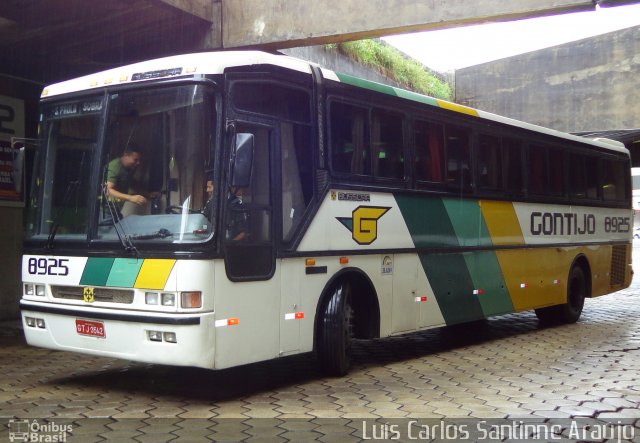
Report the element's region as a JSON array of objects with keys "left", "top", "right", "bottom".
[
  {"left": 101, "top": 183, "right": 138, "bottom": 254},
  {"left": 130, "top": 228, "right": 173, "bottom": 240},
  {"left": 46, "top": 180, "right": 79, "bottom": 249}
]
